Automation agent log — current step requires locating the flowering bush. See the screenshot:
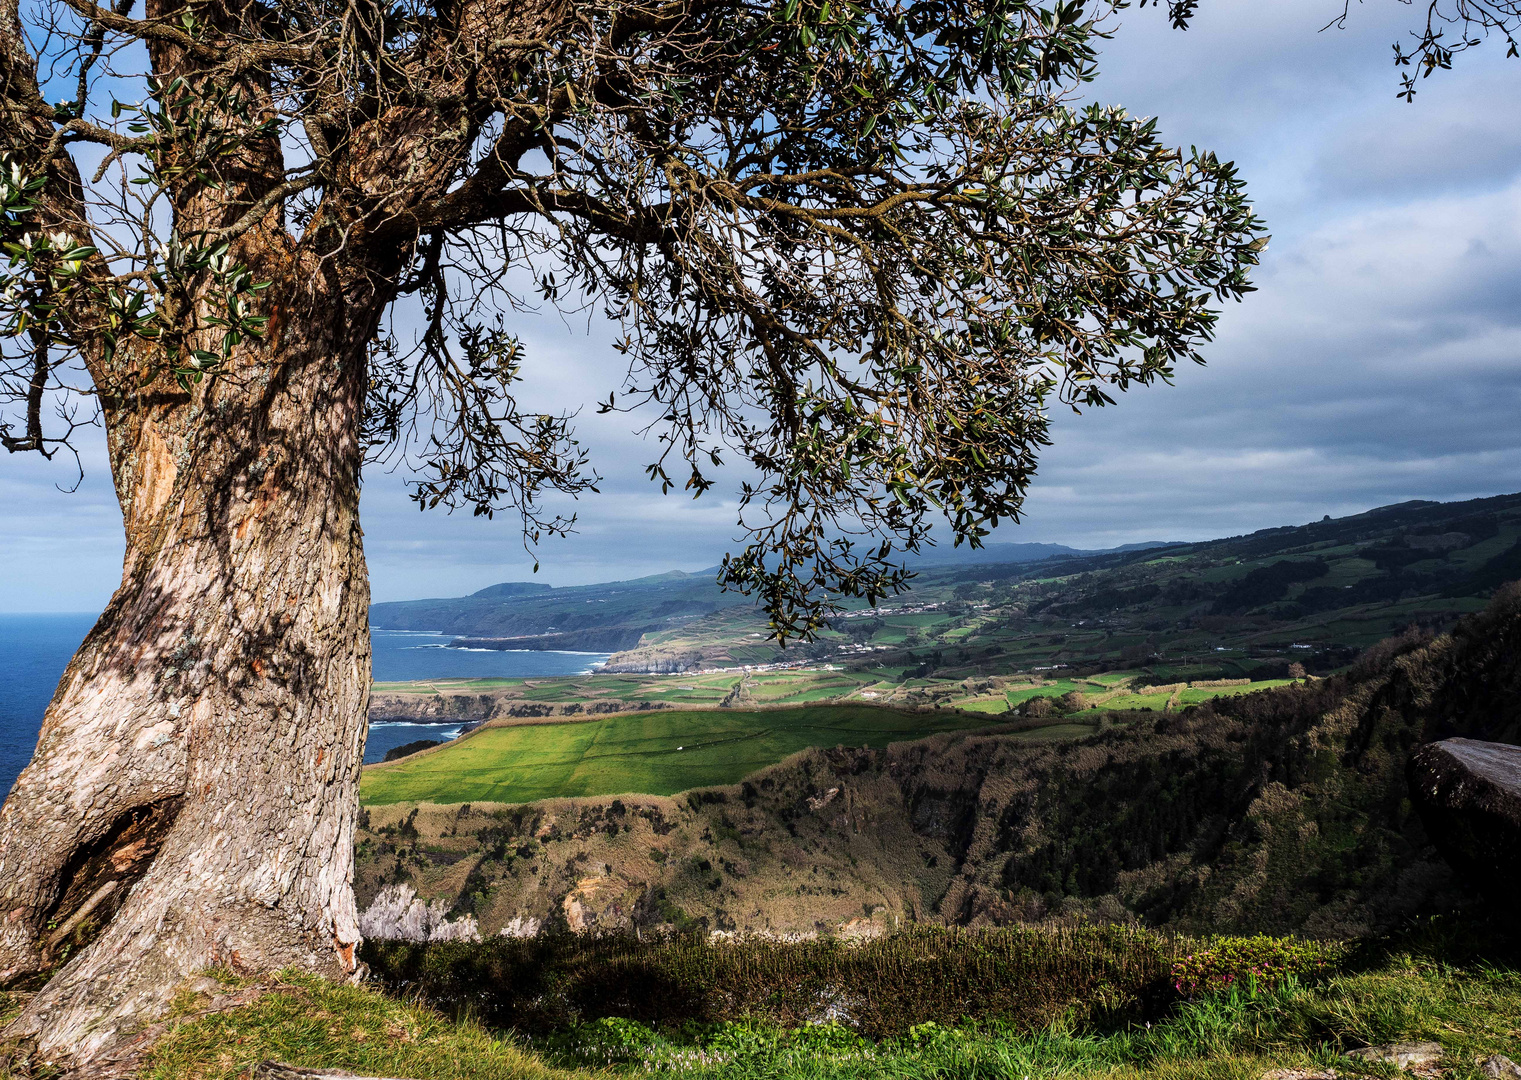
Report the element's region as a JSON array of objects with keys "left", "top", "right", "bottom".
[
  {"left": 552, "top": 1016, "right": 659, "bottom": 1065},
  {"left": 1171, "top": 935, "right": 1345, "bottom": 998}
]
